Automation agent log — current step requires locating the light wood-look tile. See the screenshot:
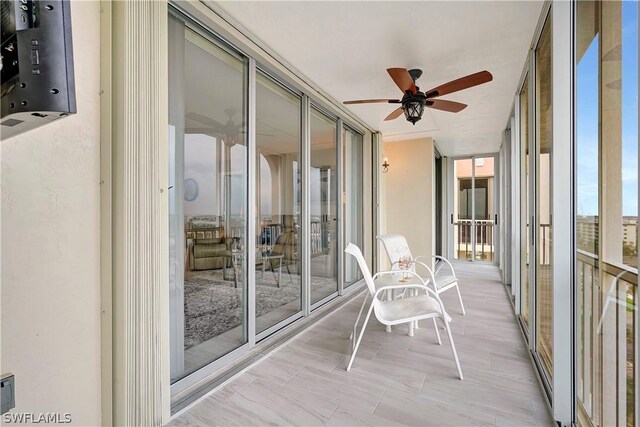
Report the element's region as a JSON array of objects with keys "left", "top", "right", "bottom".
[{"left": 168, "top": 262, "right": 554, "bottom": 426}]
